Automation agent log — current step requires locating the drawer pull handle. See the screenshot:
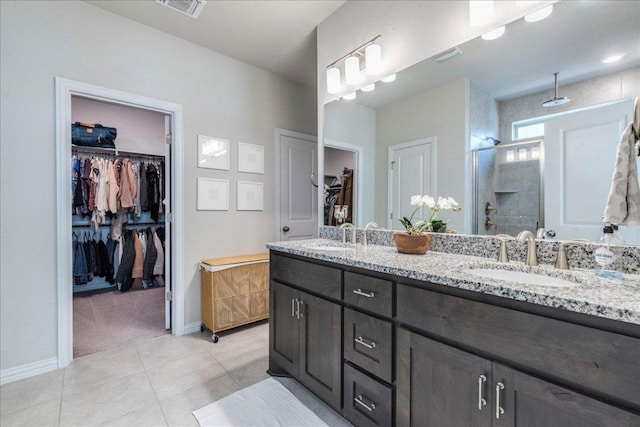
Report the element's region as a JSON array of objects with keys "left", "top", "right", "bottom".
[
  {"left": 291, "top": 298, "right": 295, "bottom": 318},
  {"left": 478, "top": 374, "right": 487, "bottom": 410},
  {"left": 354, "top": 395, "right": 376, "bottom": 412},
  {"left": 355, "top": 336, "right": 376, "bottom": 349},
  {"left": 496, "top": 382, "right": 505, "bottom": 419},
  {"left": 353, "top": 288, "right": 375, "bottom": 298}
]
